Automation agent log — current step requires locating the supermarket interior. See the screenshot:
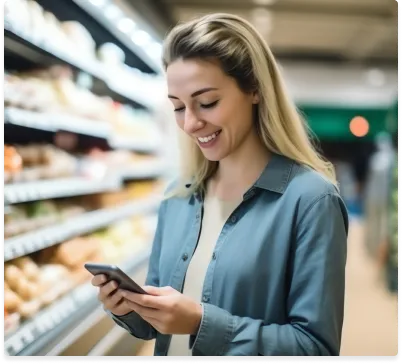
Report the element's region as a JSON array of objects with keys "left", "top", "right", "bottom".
[{"left": 3, "top": 0, "right": 398, "bottom": 357}]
